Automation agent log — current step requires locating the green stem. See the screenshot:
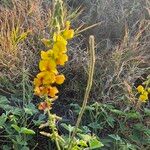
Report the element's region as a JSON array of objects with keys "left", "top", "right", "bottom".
[
  {"left": 68, "top": 36, "right": 95, "bottom": 150},
  {"left": 47, "top": 110, "right": 61, "bottom": 150}
]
